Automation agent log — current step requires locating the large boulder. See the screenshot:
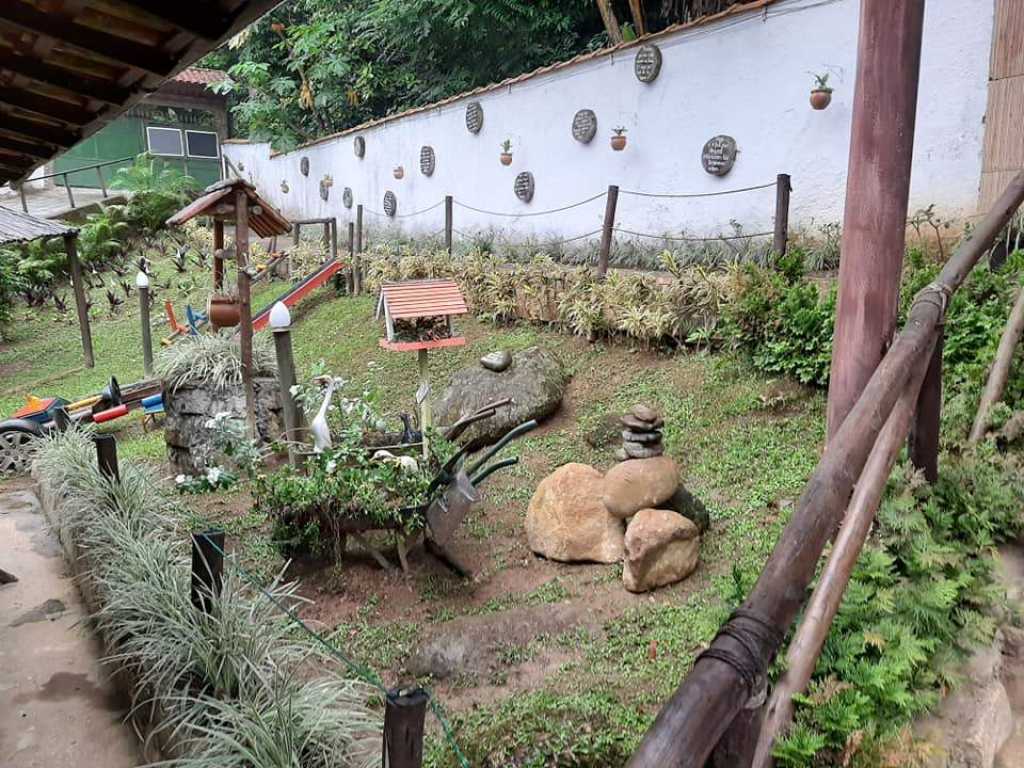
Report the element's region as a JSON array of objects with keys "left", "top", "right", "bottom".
[
  {"left": 602, "top": 456, "right": 680, "bottom": 519},
  {"left": 623, "top": 509, "right": 700, "bottom": 593},
  {"left": 434, "top": 346, "right": 566, "bottom": 448},
  {"left": 525, "top": 463, "right": 623, "bottom": 563},
  {"left": 163, "top": 377, "right": 282, "bottom": 475}
]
